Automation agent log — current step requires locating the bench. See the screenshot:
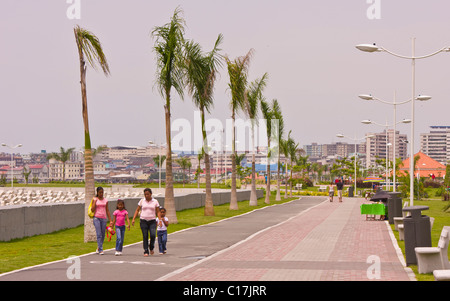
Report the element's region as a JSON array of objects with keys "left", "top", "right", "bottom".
[
  {"left": 415, "top": 226, "right": 450, "bottom": 274},
  {"left": 294, "top": 183, "right": 303, "bottom": 190},
  {"left": 433, "top": 270, "right": 450, "bottom": 281},
  {"left": 394, "top": 201, "right": 409, "bottom": 231},
  {"left": 318, "top": 185, "right": 327, "bottom": 192}
]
